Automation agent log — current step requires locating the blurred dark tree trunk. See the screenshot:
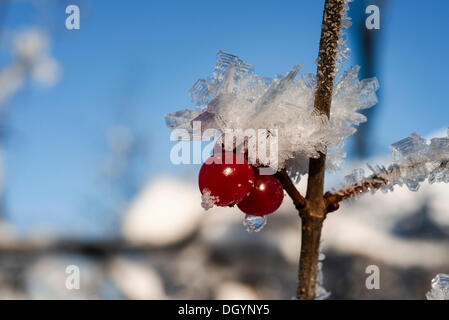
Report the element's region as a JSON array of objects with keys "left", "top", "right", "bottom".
[{"left": 350, "top": 0, "right": 387, "bottom": 158}]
